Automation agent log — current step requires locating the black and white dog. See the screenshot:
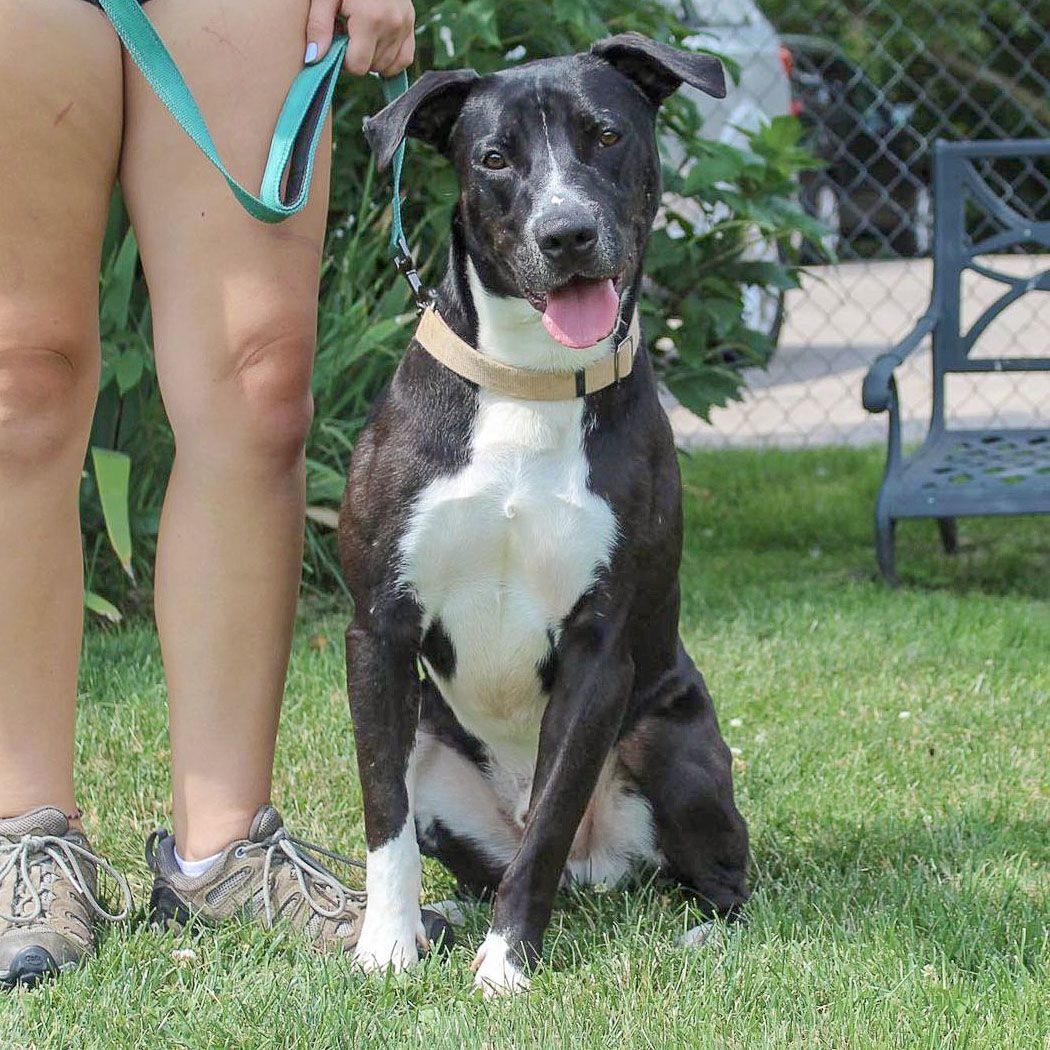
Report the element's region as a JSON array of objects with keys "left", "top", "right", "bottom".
[{"left": 339, "top": 33, "right": 750, "bottom": 996}]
